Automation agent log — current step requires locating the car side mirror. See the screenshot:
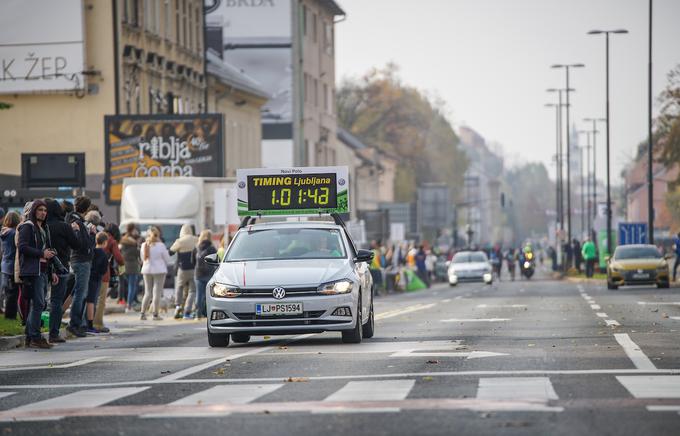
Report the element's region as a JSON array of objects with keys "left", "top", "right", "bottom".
[
  {"left": 204, "top": 253, "right": 220, "bottom": 265},
  {"left": 354, "top": 249, "right": 374, "bottom": 264}
]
